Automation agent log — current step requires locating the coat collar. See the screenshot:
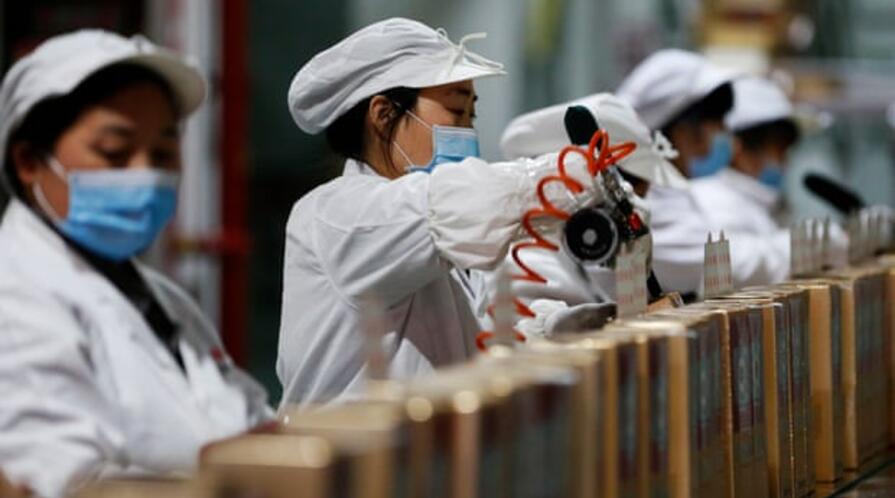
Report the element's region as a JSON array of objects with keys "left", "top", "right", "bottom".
[
  {"left": 342, "top": 158, "right": 384, "bottom": 178},
  {"left": 1, "top": 199, "right": 189, "bottom": 375},
  {"left": 1, "top": 199, "right": 96, "bottom": 283},
  {"left": 716, "top": 168, "right": 781, "bottom": 210}
]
